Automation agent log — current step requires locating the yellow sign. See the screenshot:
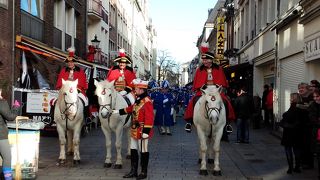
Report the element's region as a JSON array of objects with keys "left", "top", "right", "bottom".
[{"left": 216, "top": 17, "right": 225, "bottom": 60}]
